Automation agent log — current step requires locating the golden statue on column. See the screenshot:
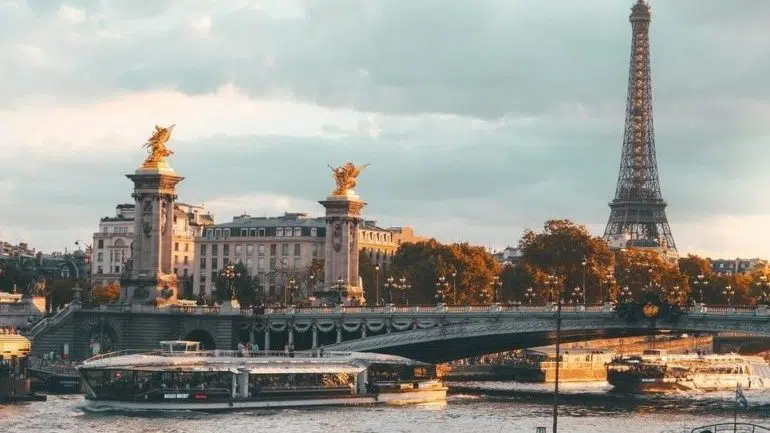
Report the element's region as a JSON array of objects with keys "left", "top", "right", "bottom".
[
  {"left": 328, "top": 162, "right": 370, "bottom": 196},
  {"left": 142, "top": 124, "right": 176, "bottom": 168}
]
